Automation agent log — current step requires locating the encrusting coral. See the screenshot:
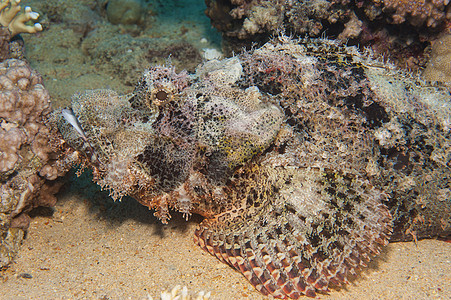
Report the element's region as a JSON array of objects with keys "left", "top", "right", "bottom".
[{"left": 51, "top": 35, "right": 450, "bottom": 298}]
